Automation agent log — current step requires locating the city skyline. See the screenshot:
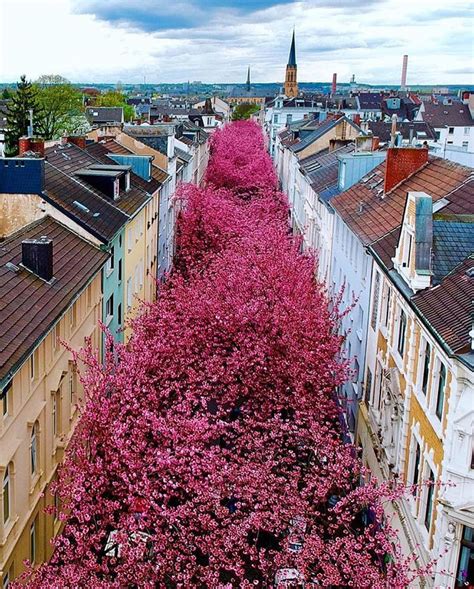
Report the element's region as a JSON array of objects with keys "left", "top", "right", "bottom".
[{"left": 1, "top": 0, "right": 473, "bottom": 85}]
